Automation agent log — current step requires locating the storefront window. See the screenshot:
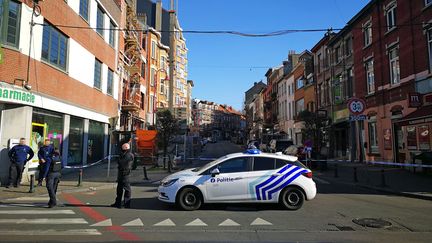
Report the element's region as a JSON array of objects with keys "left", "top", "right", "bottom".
[
  {"left": 368, "top": 117, "right": 379, "bottom": 154},
  {"left": 418, "top": 125, "right": 430, "bottom": 150},
  {"left": 407, "top": 126, "right": 417, "bottom": 150},
  {"left": 88, "top": 120, "right": 104, "bottom": 163},
  {"left": 68, "top": 117, "right": 84, "bottom": 165},
  {"left": 31, "top": 109, "right": 64, "bottom": 156}
]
